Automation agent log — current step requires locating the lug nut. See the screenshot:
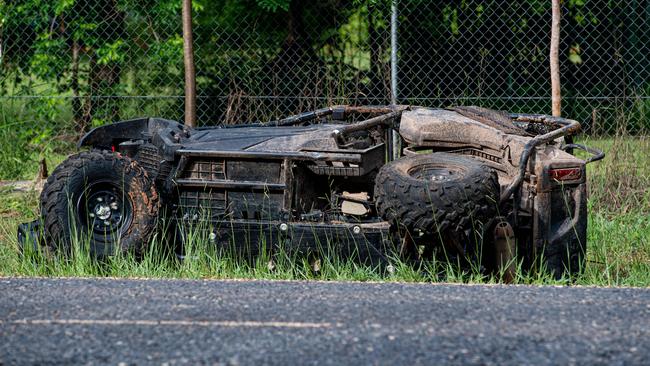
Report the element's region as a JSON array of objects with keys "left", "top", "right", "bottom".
[
  {"left": 110, "top": 202, "right": 119, "bottom": 210},
  {"left": 97, "top": 197, "right": 103, "bottom": 202},
  {"left": 352, "top": 226, "right": 361, "bottom": 234},
  {"left": 89, "top": 213, "right": 95, "bottom": 218},
  {"left": 279, "top": 223, "right": 288, "bottom": 232}
]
